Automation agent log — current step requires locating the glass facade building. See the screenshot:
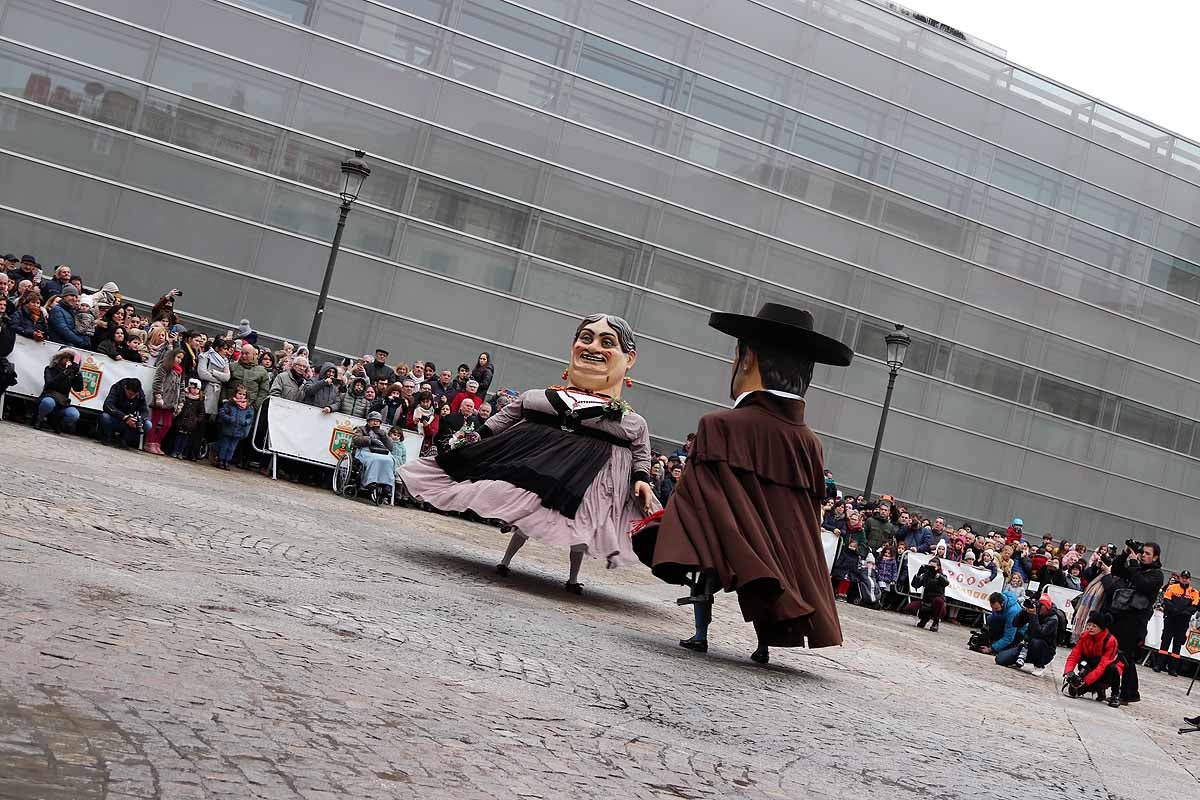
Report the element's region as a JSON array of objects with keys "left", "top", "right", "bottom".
[{"left": 2, "top": 0, "right": 1199, "bottom": 565}]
